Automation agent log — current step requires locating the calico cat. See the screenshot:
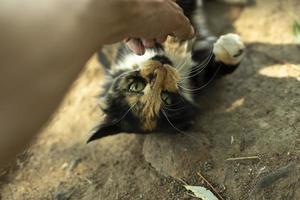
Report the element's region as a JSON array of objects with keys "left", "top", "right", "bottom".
[{"left": 87, "top": 0, "right": 245, "bottom": 142}]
